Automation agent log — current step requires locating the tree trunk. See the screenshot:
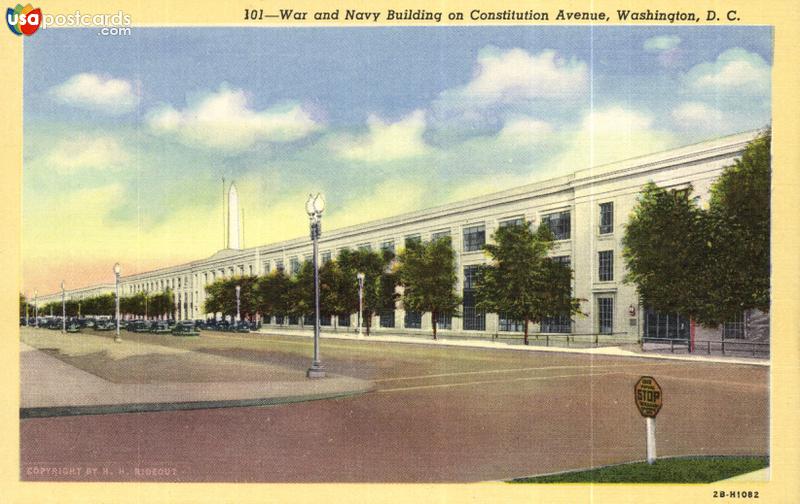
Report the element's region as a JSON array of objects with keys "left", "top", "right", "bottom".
[
  {"left": 432, "top": 311, "right": 437, "bottom": 340},
  {"left": 524, "top": 319, "right": 529, "bottom": 345}
]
